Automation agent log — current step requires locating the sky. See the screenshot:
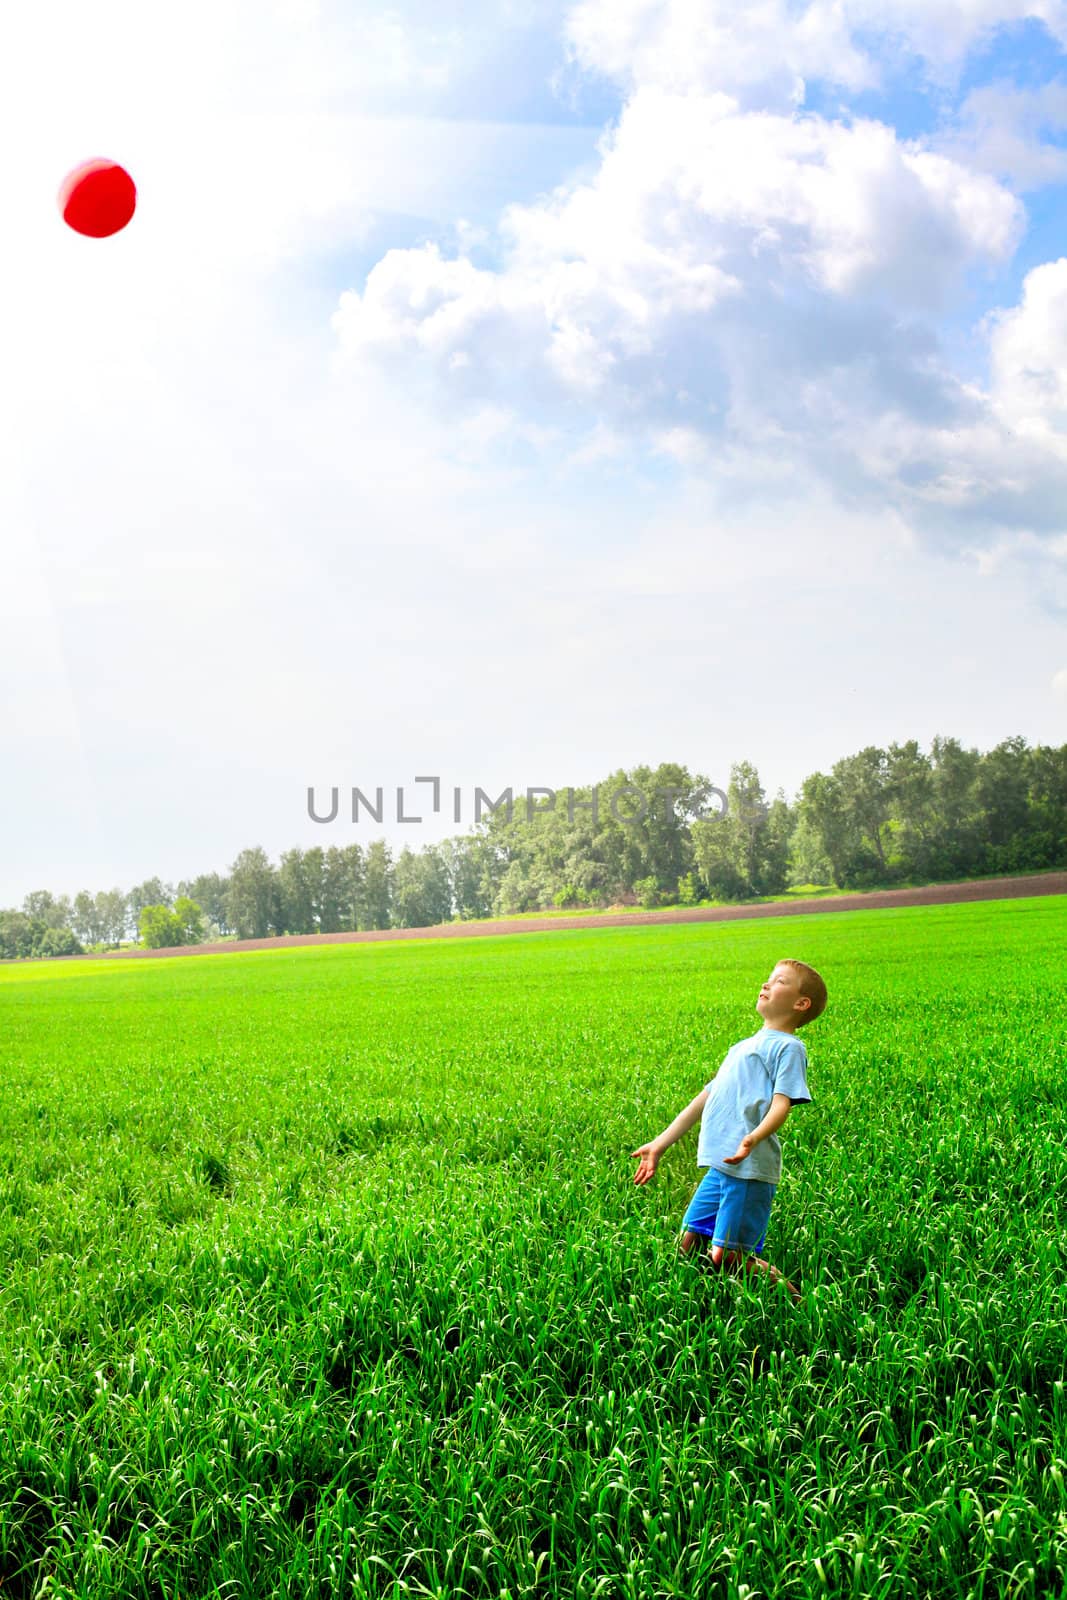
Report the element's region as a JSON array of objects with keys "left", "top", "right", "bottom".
[{"left": 2, "top": 0, "right": 1067, "bottom": 908}]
